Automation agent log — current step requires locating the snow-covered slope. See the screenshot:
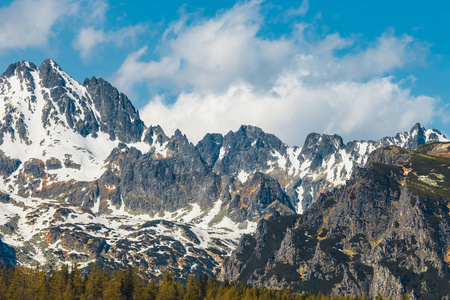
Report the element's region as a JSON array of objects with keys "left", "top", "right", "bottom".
[
  {"left": 196, "top": 124, "right": 448, "bottom": 214},
  {"left": 0, "top": 192, "right": 256, "bottom": 277},
  {"left": 0, "top": 60, "right": 154, "bottom": 183},
  {"left": 0, "top": 60, "right": 270, "bottom": 276}
]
